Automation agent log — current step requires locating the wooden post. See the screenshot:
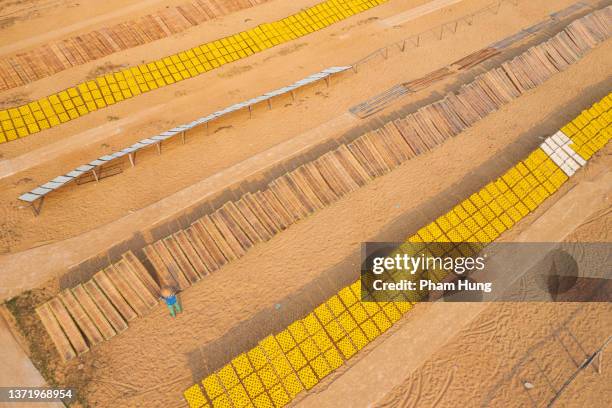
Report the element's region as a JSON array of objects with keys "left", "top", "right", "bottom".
[
  {"left": 597, "top": 350, "right": 603, "bottom": 374},
  {"left": 401, "top": 39, "right": 407, "bottom": 52},
  {"left": 128, "top": 153, "right": 135, "bottom": 167},
  {"left": 248, "top": 105, "right": 252, "bottom": 119},
  {"left": 291, "top": 90, "right": 296, "bottom": 101},
  {"left": 156, "top": 142, "right": 162, "bottom": 155},
  {"left": 267, "top": 99, "right": 272, "bottom": 110},
  {"left": 325, "top": 76, "right": 330, "bottom": 87},
  {"left": 30, "top": 197, "right": 45, "bottom": 216},
  {"left": 91, "top": 169, "right": 99, "bottom": 182},
  {"left": 181, "top": 131, "right": 186, "bottom": 145},
  {"left": 206, "top": 121, "right": 209, "bottom": 135}
]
